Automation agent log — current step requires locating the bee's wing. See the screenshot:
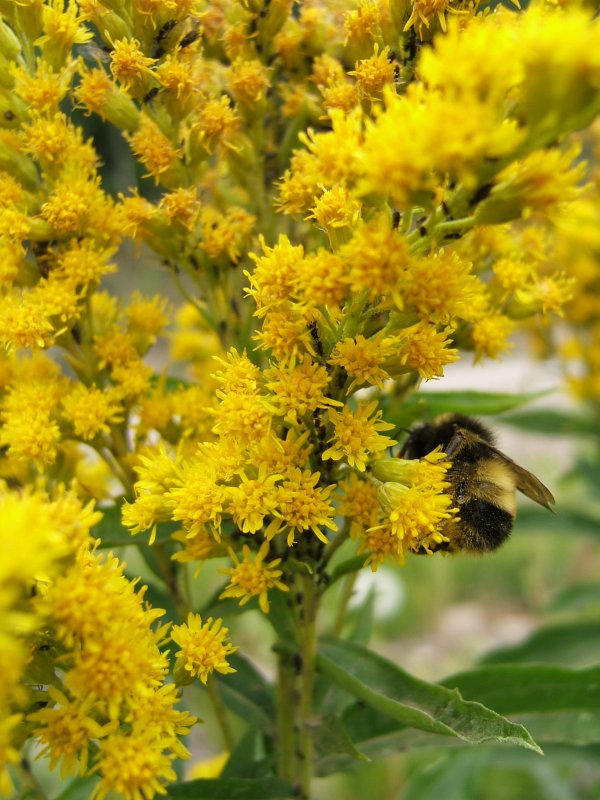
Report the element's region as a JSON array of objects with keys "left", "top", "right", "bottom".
[{"left": 489, "top": 449, "right": 555, "bottom": 511}]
